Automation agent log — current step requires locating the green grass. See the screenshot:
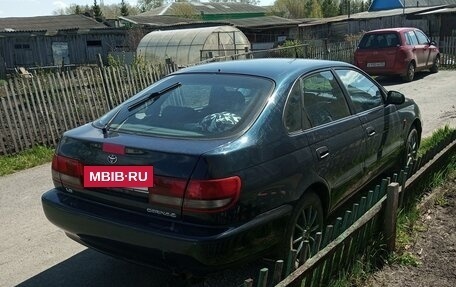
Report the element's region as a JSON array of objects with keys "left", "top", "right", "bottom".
[
  {"left": 328, "top": 239, "right": 386, "bottom": 287},
  {"left": 388, "top": 207, "right": 423, "bottom": 267},
  {"left": 0, "top": 146, "right": 54, "bottom": 176},
  {"left": 418, "top": 125, "right": 454, "bottom": 156},
  {"left": 327, "top": 126, "right": 456, "bottom": 287}
]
